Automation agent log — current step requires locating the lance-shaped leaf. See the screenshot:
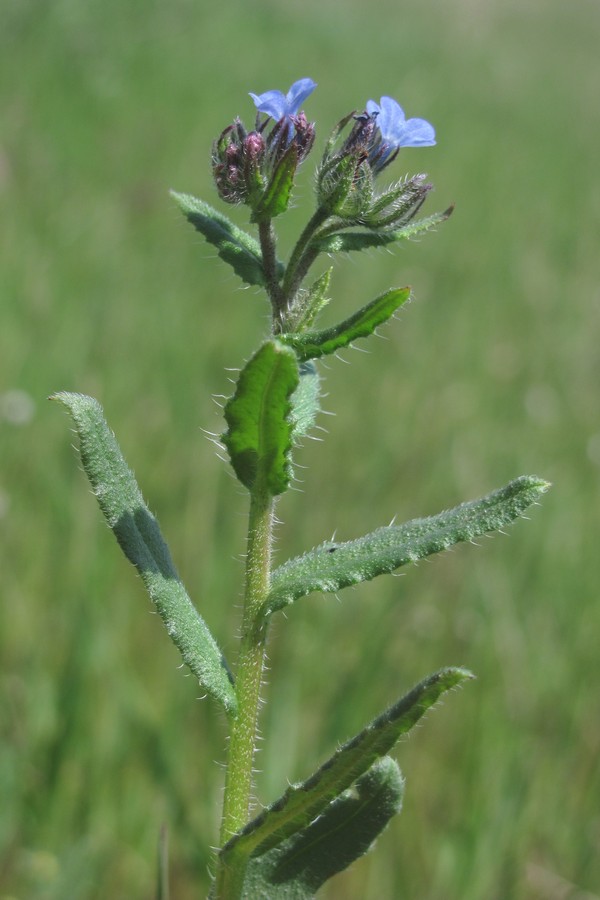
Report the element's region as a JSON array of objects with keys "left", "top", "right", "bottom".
[
  {"left": 286, "top": 267, "right": 332, "bottom": 333},
  {"left": 240, "top": 757, "right": 404, "bottom": 898},
  {"left": 311, "top": 206, "right": 454, "bottom": 256},
  {"left": 223, "top": 341, "right": 299, "bottom": 495},
  {"left": 290, "top": 361, "right": 320, "bottom": 441},
  {"left": 51, "top": 392, "right": 237, "bottom": 717},
  {"left": 170, "top": 191, "right": 283, "bottom": 287},
  {"left": 265, "top": 476, "right": 550, "bottom": 615},
  {"left": 221, "top": 668, "right": 470, "bottom": 865},
  {"left": 280, "top": 287, "right": 410, "bottom": 362},
  {"left": 251, "top": 145, "right": 298, "bottom": 223}
]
